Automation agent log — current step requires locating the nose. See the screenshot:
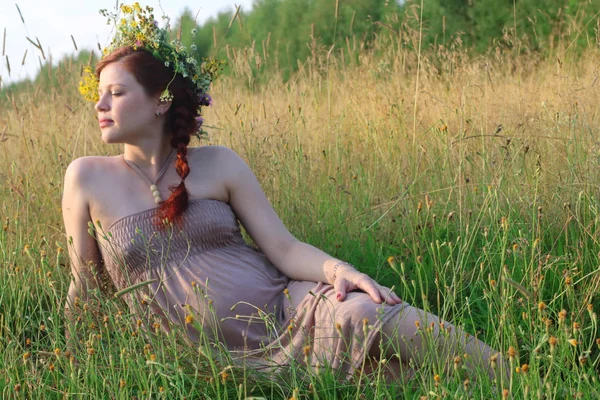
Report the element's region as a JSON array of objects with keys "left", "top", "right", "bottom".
[{"left": 95, "top": 94, "right": 109, "bottom": 112}]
